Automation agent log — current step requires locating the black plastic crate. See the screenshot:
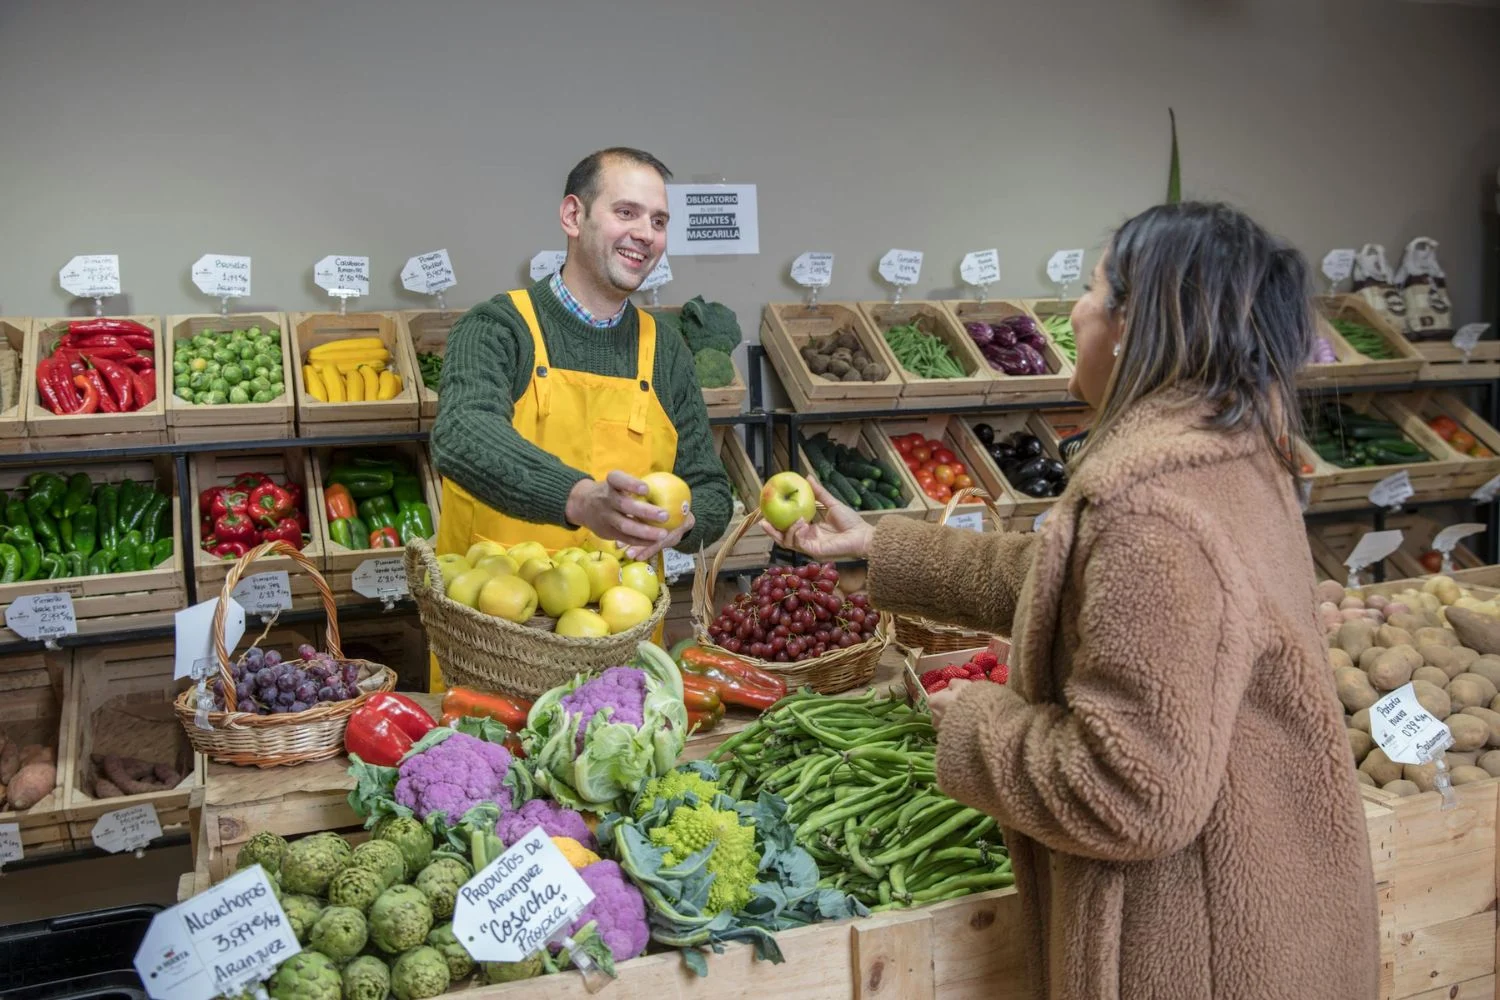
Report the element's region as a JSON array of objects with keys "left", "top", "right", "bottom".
[{"left": 0, "top": 905, "right": 161, "bottom": 998}]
